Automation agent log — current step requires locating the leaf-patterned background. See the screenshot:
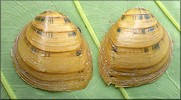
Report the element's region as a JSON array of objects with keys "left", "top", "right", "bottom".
[{"left": 1, "top": 0, "right": 180, "bottom": 99}]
